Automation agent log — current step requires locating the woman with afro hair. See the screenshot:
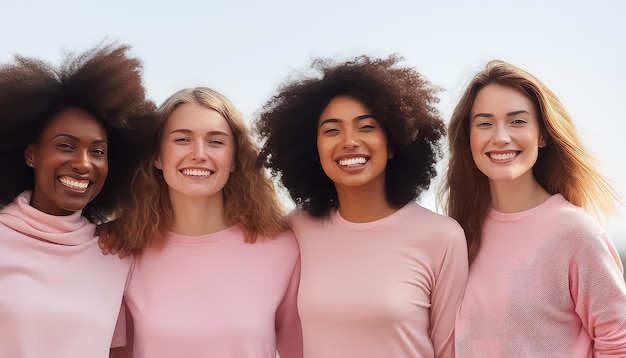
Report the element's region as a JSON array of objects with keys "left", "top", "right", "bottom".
[
  {"left": 256, "top": 55, "right": 468, "bottom": 357},
  {"left": 0, "top": 43, "right": 155, "bottom": 358}
]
